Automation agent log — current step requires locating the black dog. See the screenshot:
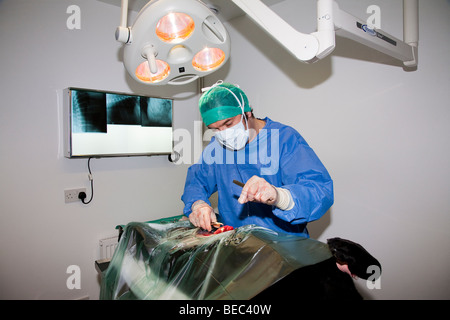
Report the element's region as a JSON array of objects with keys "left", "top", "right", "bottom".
[
  {"left": 327, "top": 237, "right": 382, "bottom": 280},
  {"left": 252, "top": 237, "right": 381, "bottom": 300}
]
